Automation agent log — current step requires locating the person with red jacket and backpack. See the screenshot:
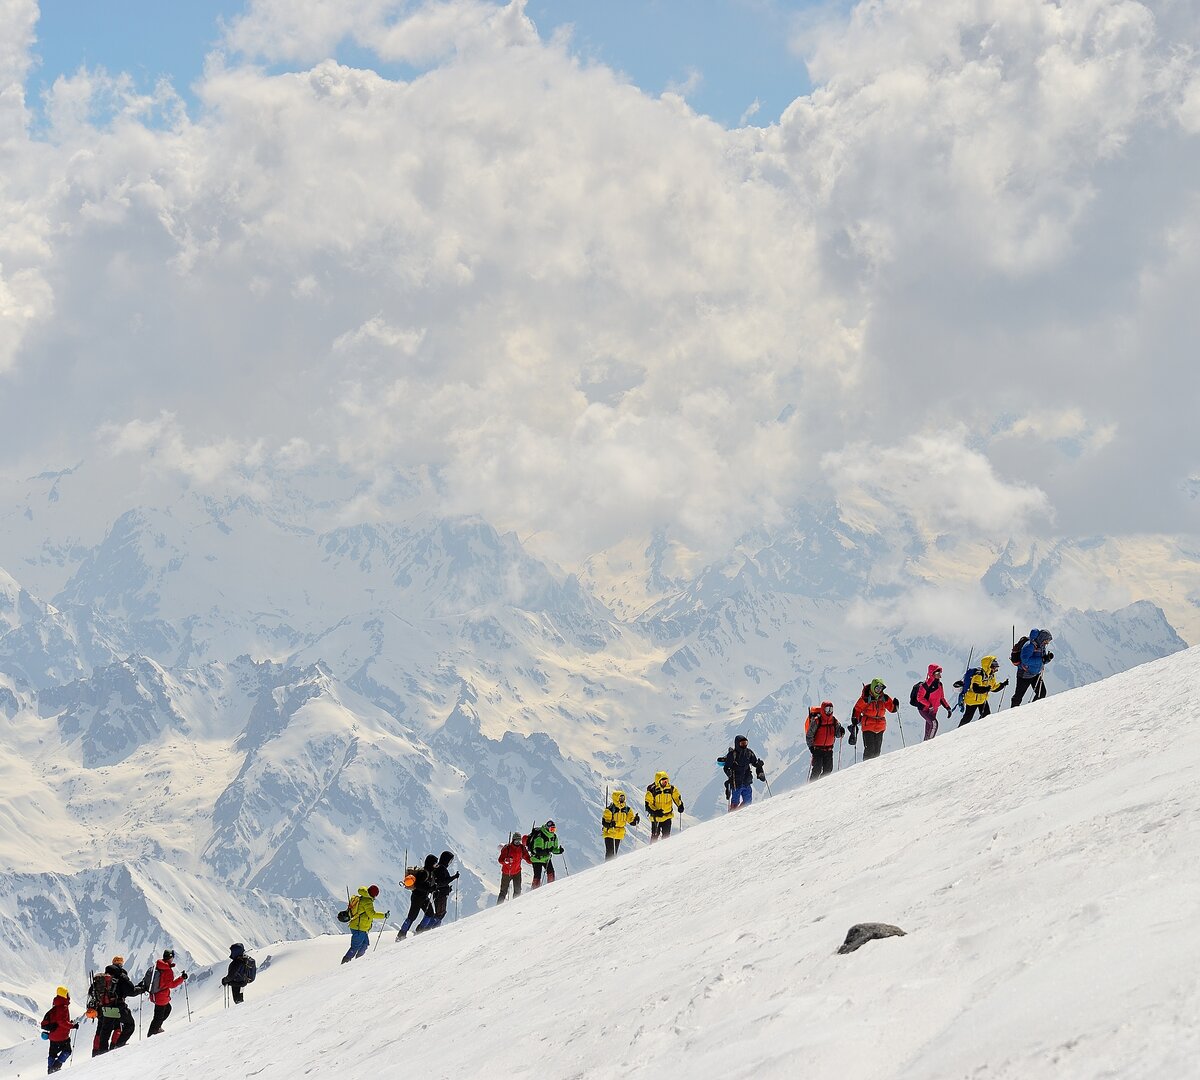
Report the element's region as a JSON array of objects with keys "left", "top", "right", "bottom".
[
  {"left": 497, "top": 832, "right": 529, "bottom": 903},
  {"left": 806, "top": 701, "right": 845, "bottom": 781},
  {"left": 913, "top": 665, "right": 952, "bottom": 741},
  {"left": 91, "top": 957, "right": 146, "bottom": 1056},
  {"left": 851, "top": 679, "right": 899, "bottom": 760},
  {"left": 146, "top": 949, "right": 188, "bottom": 1037},
  {"left": 41, "top": 986, "right": 77, "bottom": 1073}
]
